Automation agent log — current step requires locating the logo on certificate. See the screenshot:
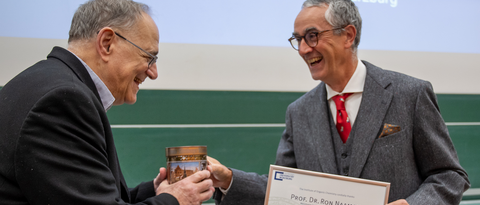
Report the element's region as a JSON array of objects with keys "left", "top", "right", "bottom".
[{"left": 274, "top": 171, "right": 294, "bottom": 181}]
